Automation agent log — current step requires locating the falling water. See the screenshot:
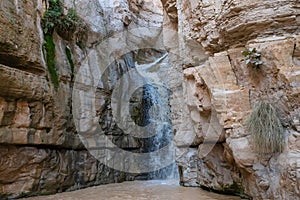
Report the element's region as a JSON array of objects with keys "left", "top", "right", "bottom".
[
  {"left": 75, "top": 49, "right": 179, "bottom": 182},
  {"left": 133, "top": 51, "right": 179, "bottom": 179},
  {"left": 133, "top": 83, "right": 178, "bottom": 179}
]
